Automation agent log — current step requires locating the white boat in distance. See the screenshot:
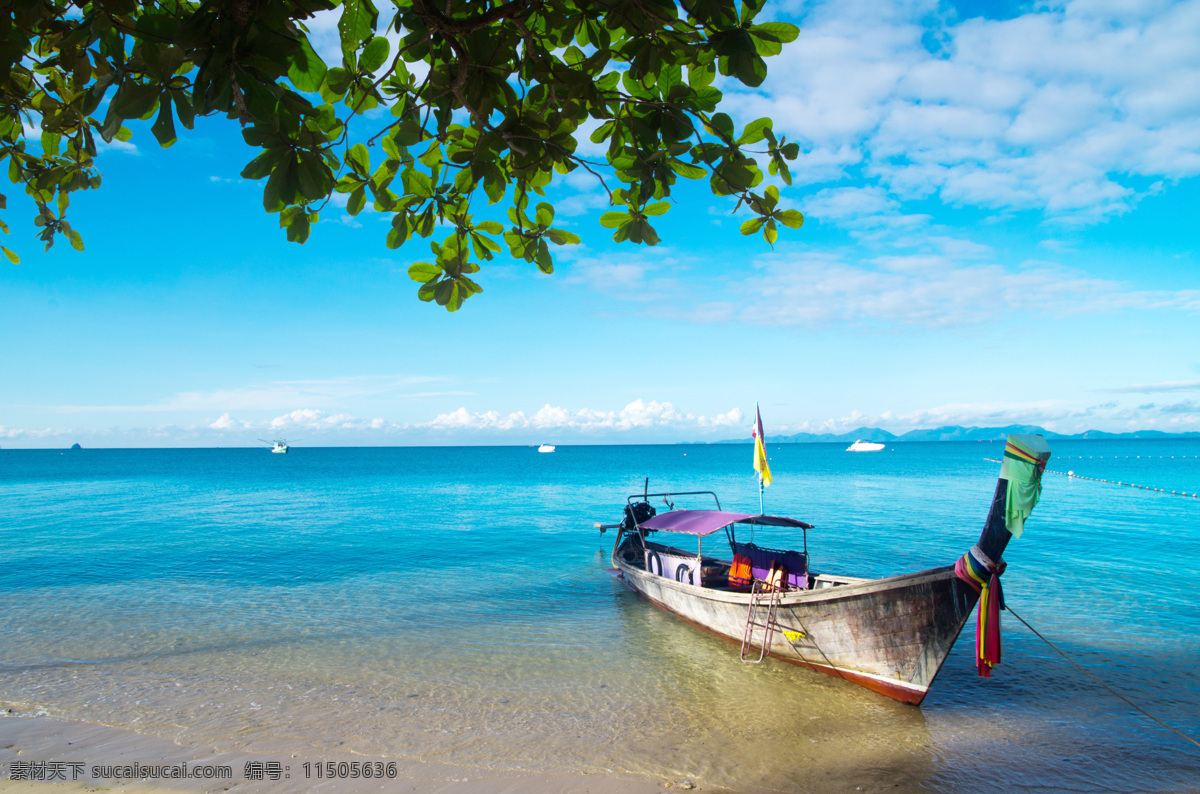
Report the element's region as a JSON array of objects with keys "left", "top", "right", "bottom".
[
  {"left": 537, "top": 444, "right": 556, "bottom": 453},
  {"left": 259, "top": 439, "right": 289, "bottom": 454},
  {"left": 846, "top": 440, "right": 885, "bottom": 452}
]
